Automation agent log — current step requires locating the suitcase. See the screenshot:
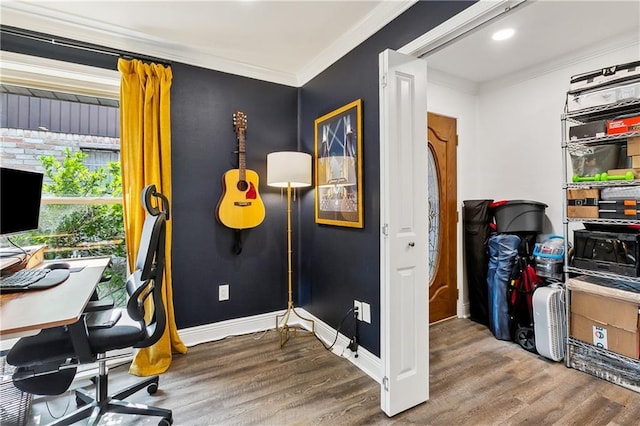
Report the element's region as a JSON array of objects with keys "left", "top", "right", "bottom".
[{"left": 569, "top": 60, "right": 640, "bottom": 92}]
